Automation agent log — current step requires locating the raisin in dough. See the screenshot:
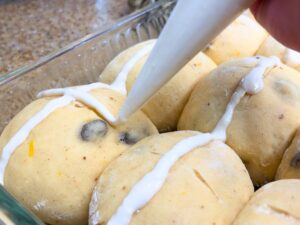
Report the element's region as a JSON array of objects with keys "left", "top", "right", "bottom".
[
  {"left": 0, "top": 88, "right": 158, "bottom": 225},
  {"left": 233, "top": 179, "right": 300, "bottom": 225},
  {"left": 89, "top": 131, "right": 253, "bottom": 225},
  {"left": 178, "top": 58, "right": 300, "bottom": 186},
  {"left": 276, "top": 128, "right": 300, "bottom": 180},
  {"left": 257, "top": 35, "right": 300, "bottom": 72},
  {"left": 204, "top": 14, "right": 267, "bottom": 65},
  {"left": 99, "top": 40, "right": 216, "bottom": 132}
]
